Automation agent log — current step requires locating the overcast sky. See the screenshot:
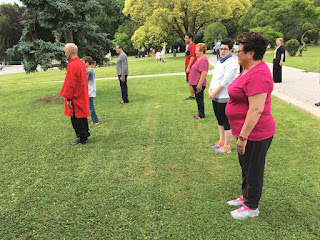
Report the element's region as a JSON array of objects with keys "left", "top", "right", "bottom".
[{"left": 0, "top": 0, "right": 22, "bottom": 5}]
